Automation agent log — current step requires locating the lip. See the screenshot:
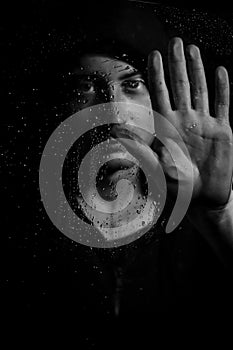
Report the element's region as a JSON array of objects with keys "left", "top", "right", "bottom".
[
  {"left": 104, "top": 137, "right": 129, "bottom": 153},
  {"left": 110, "top": 124, "right": 135, "bottom": 138},
  {"left": 104, "top": 157, "right": 136, "bottom": 169},
  {"left": 107, "top": 138, "right": 125, "bottom": 148},
  {"left": 104, "top": 150, "right": 138, "bottom": 166},
  {"left": 90, "top": 137, "right": 140, "bottom": 168}
]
